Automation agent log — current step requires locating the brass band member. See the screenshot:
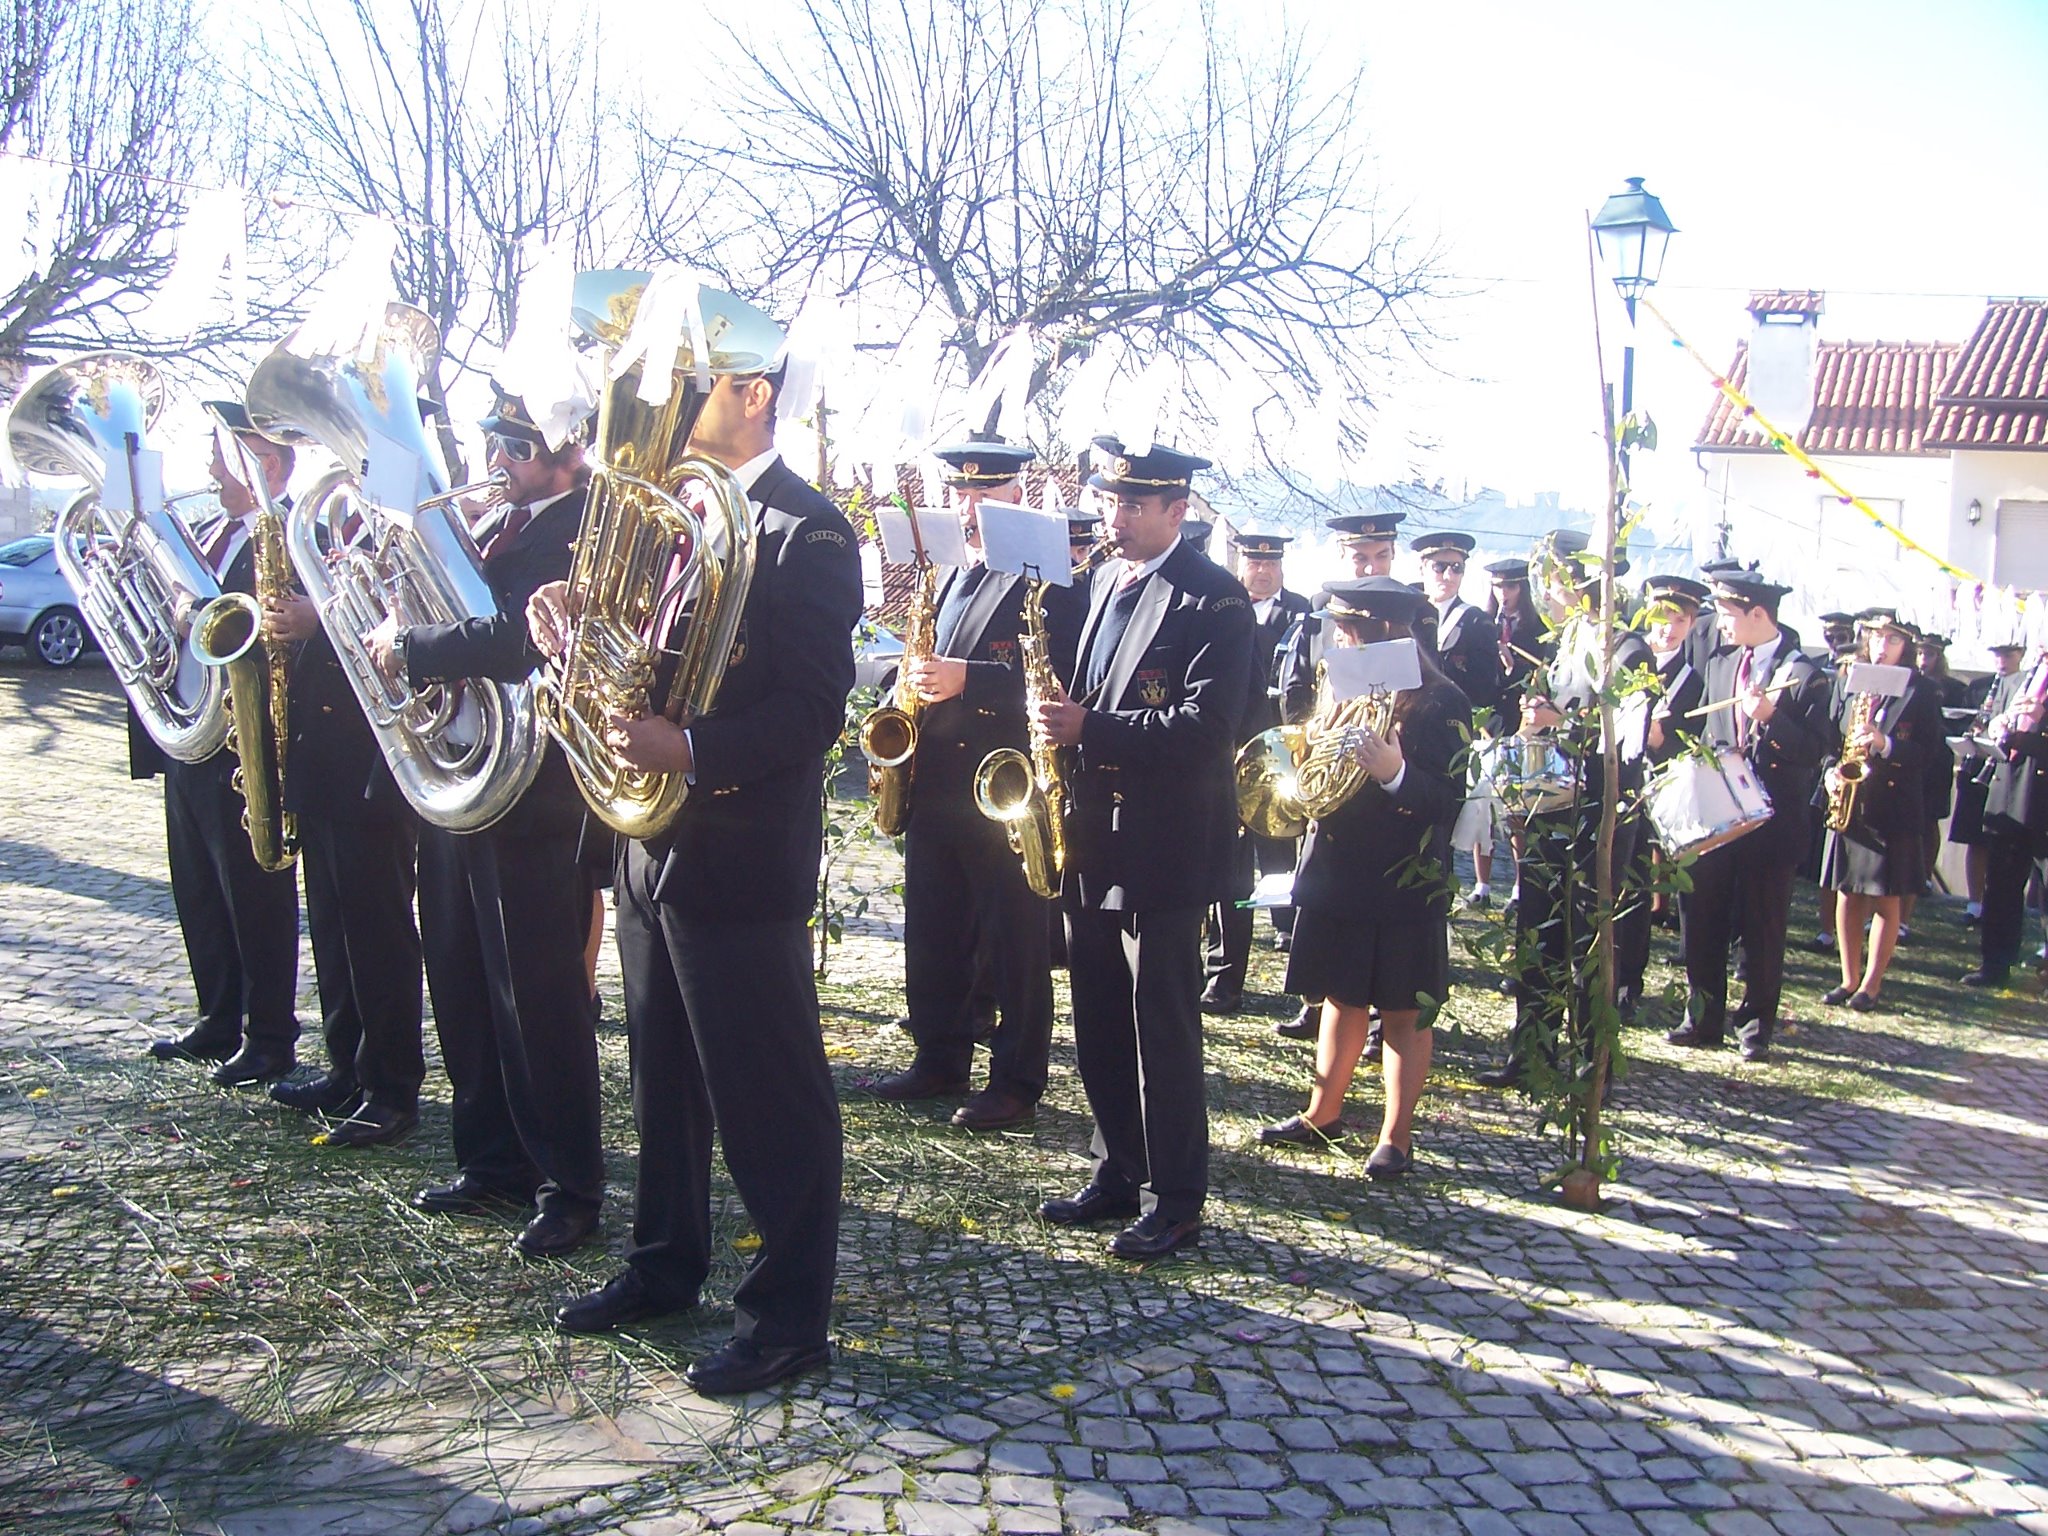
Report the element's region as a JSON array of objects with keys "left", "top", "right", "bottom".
[
  {"left": 1271, "top": 511, "right": 1403, "bottom": 1040},
  {"left": 369, "top": 391, "right": 605, "bottom": 1257},
  {"left": 1667, "top": 569, "right": 1831, "bottom": 1061},
  {"left": 868, "top": 437, "right": 1084, "bottom": 1129},
  {"left": 261, "top": 427, "right": 425, "bottom": 1144},
  {"left": 1818, "top": 614, "right": 1946, "bottom": 1011},
  {"left": 1256, "top": 577, "right": 1469, "bottom": 1177},
  {"left": 1033, "top": 438, "right": 1253, "bottom": 1259},
  {"left": 1951, "top": 641, "right": 2027, "bottom": 923},
  {"left": 540, "top": 355, "right": 862, "bottom": 1398},
  {"left": 1965, "top": 644, "right": 2048, "bottom": 988},
  {"left": 1480, "top": 556, "right": 1541, "bottom": 910},
  {"left": 1615, "top": 574, "right": 1709, "bottom": 1017},
  {"left": 1202, "top": 530, "right": 1309, "bottom": 1012},
  {"left": 1414, "top": 531, "right": 1503, "bottom": 915},
  {"left": 145, "top": 405, "right": 301, "bottom": 1085}
]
